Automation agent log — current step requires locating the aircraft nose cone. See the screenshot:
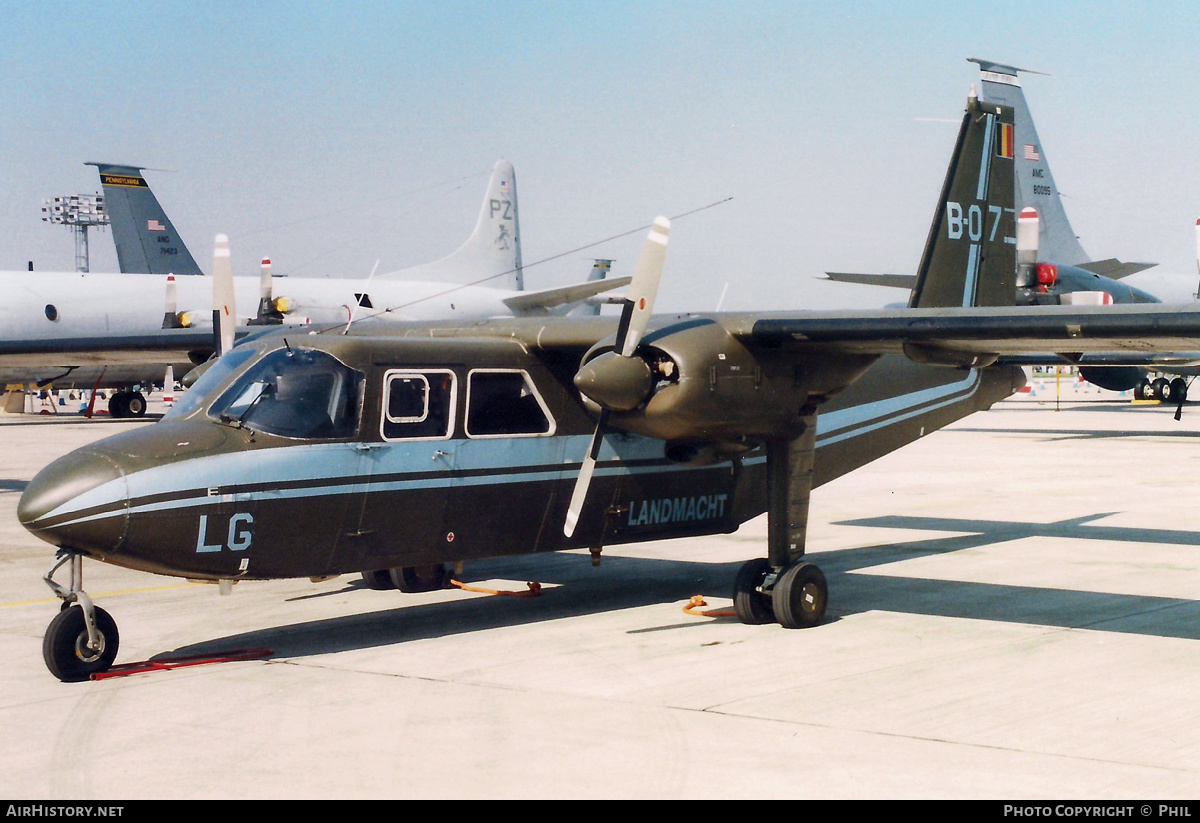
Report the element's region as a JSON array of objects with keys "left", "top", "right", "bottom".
[{"left": 19, "top": 448, "right": 129, "bottom": 554}]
